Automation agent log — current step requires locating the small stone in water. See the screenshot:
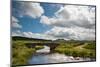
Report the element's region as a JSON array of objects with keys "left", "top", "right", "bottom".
[
  {"left": 69, "top": 56, "right": 74, "bottom": 60},
  {"left": 75, "top": 57, "right": 80, "bottom": 60}
]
